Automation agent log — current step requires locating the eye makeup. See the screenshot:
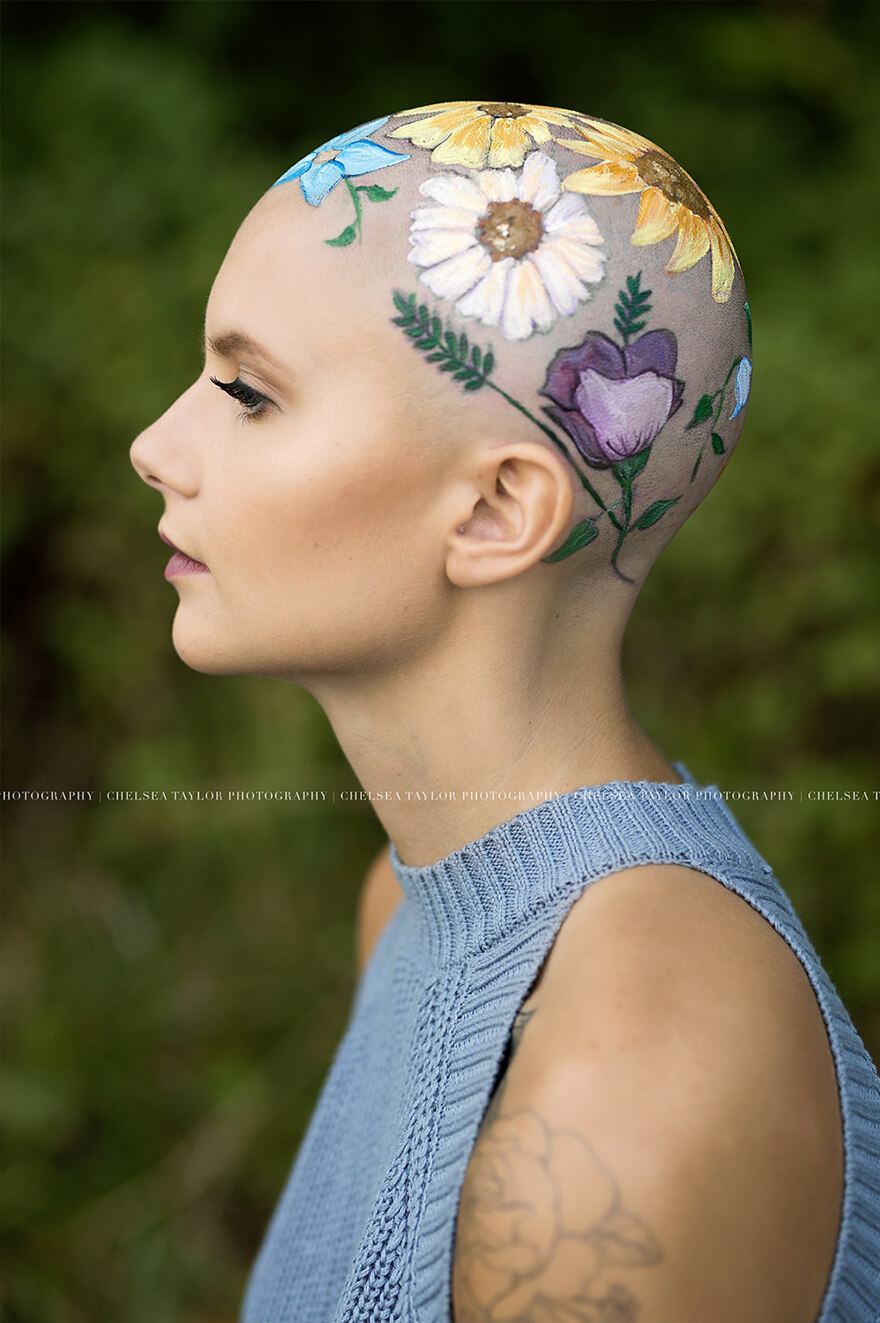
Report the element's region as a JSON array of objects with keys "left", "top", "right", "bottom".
[{"left": 210, "top": 374, "right": 273, "bottom": 424}]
